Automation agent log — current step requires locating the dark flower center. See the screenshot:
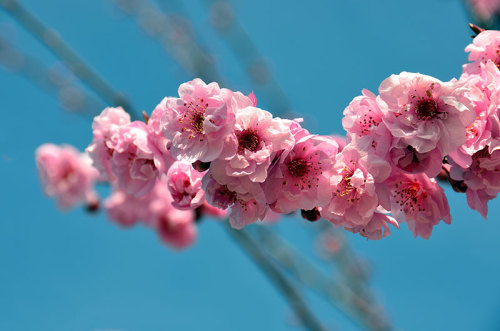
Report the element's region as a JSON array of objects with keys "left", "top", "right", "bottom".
[
  {"left": 191, "top": 111, "right": 205, "bottom": 133},
  {"left": 237, "top": 129, "right": 261, "bottom": 152},
  {"left": 288, "top": 159, "right": 309, "bottom": 178},
  {"left": 415, "top": 98, "right": 439, "bottom": 120}
]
